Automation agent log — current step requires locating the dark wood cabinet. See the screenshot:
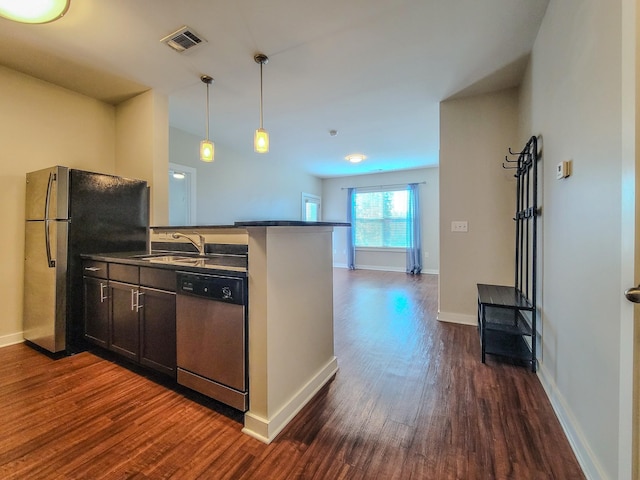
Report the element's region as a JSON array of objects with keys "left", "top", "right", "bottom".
[
  {"left": 140, "top": 286, "right": 176, "bottom": 376},
  {"left": 83, "top": 276, "right": 109, "bottom": 348},
  {"left": 110, "top": 280, "right": 140, "bottom": 362},
  {"left": 83, "top": 260, "right": 109, "bottom": 348},
  {"left": 82, "top": 260, "right": 176, "bottom": 378}
]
